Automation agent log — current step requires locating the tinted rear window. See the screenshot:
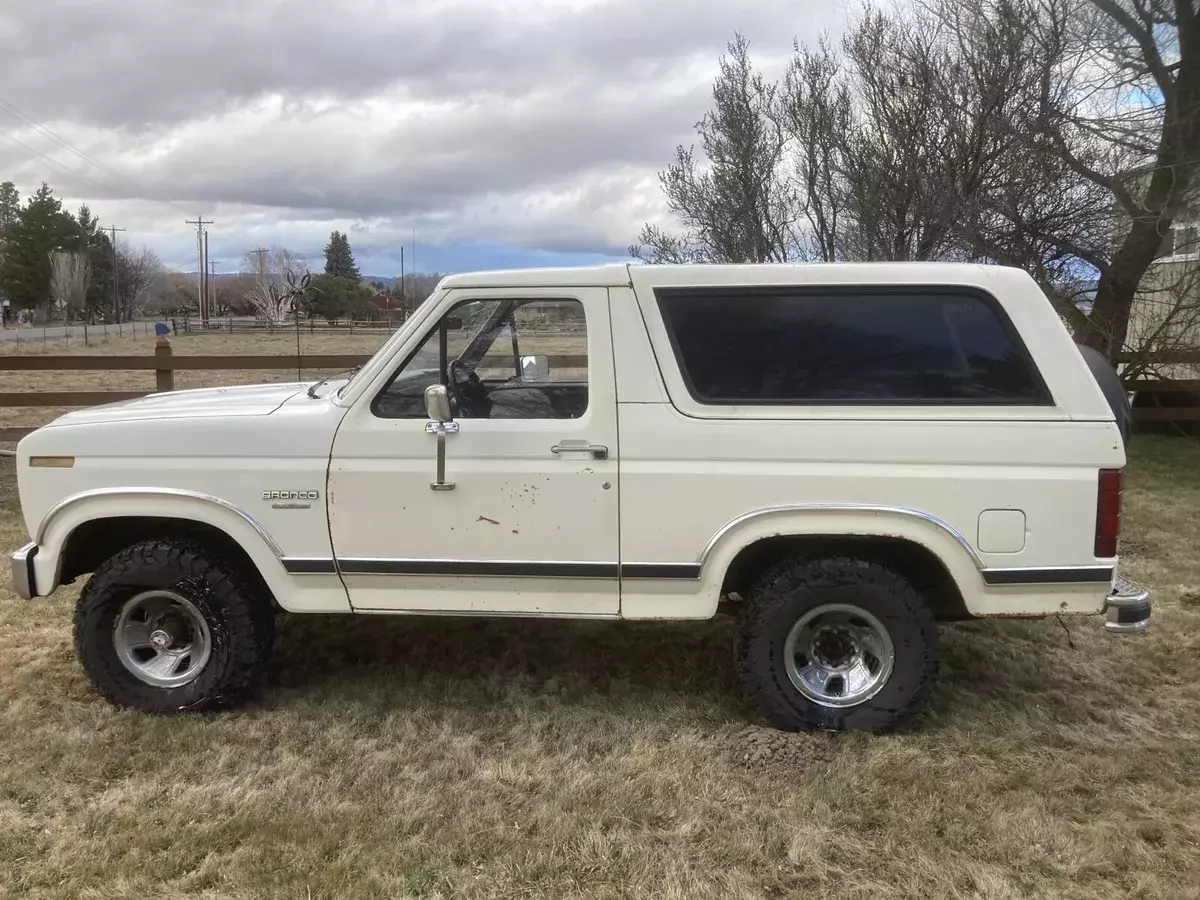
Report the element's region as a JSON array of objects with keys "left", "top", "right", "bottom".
[{"left": 656, "top": 289, "right": 1049, "bottom": 404}]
